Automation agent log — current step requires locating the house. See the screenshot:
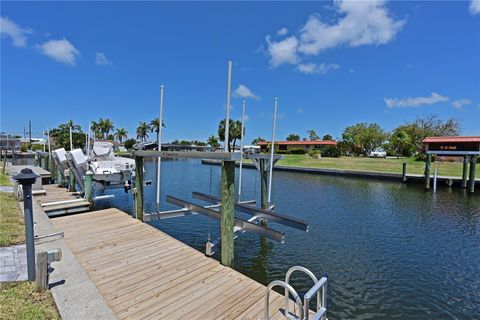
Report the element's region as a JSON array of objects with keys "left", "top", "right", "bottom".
[{"left": 257, "top": 139, "right": 337, "bottom": 153}]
